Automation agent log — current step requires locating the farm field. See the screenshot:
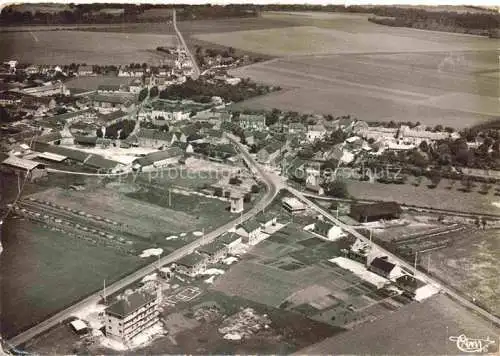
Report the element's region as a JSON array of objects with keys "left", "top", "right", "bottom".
[
  {"left": 420, "top": 229, "right": 500, "bottom": 316},
  {"left": 296, "top": 293, "right": 499, "bottom": 355},
  {"left": 0, "top": 30, "right": 177, "bottom": 65},
  {"left": 226, "top": 12, "right": 499, "bottom": 127},
  {"left": 212, "top": 223, "right": 413, "bottom": 330},
  {"left": 346, "top": 179, "right": 499, "bottom": 215},
  {"left": 65, "top": 76, "right": 133, "bottom": 90},
  {"left": 0, "top": 218, "right": 144, "bottom": 339},
  {"left": 70, "top": 17, "right": 295, "bottom": 35}
]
